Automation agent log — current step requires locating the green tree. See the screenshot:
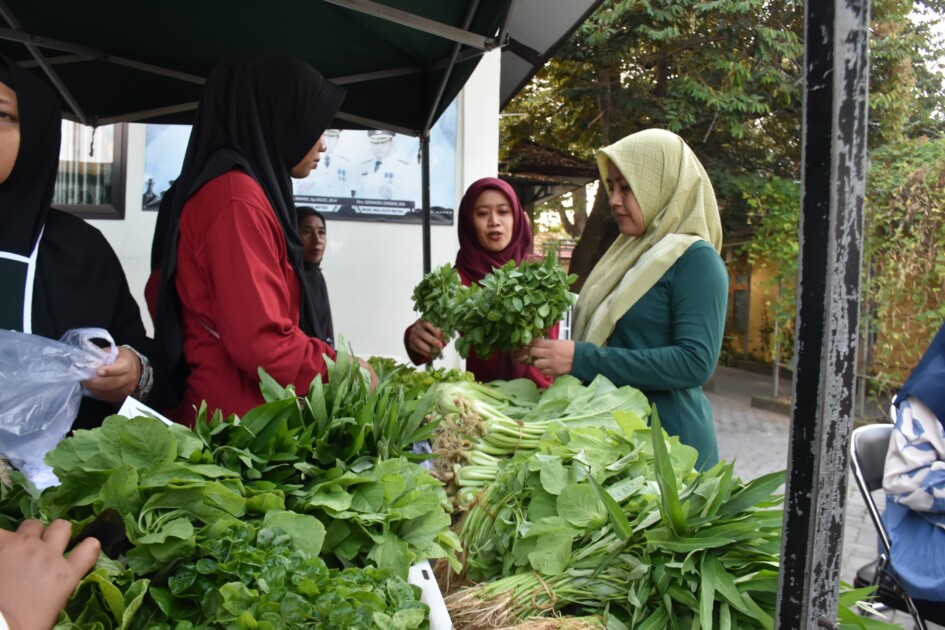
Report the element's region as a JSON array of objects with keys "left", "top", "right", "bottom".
[
  {"left": 502, "top": 0, "right": 805, "bottom": 180},
  {"left": 503, "top": 0, "right": 806, "bottom": 277},
  {"left": 868, "top": 1, "right": 945, "bottom": 143}
]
